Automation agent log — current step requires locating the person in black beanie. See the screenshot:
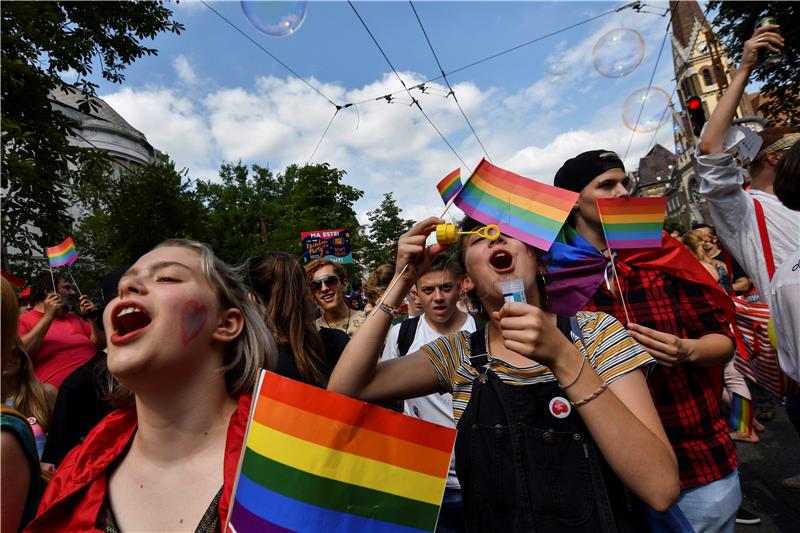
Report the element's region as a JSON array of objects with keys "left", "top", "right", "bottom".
[
  {"left": 555, "top": 150, "right": 740, "bottom": 532},
  {"left": 41, "top": 267, "right": 128, "bottom": 467}
]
